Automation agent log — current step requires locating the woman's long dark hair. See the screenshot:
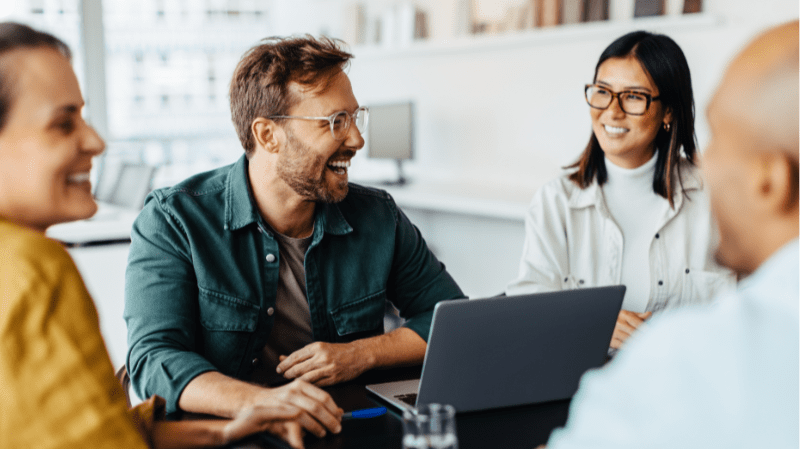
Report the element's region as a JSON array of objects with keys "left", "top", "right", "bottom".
[{"left": 567, "top": 31, "right": 696, "bottom": 207}]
